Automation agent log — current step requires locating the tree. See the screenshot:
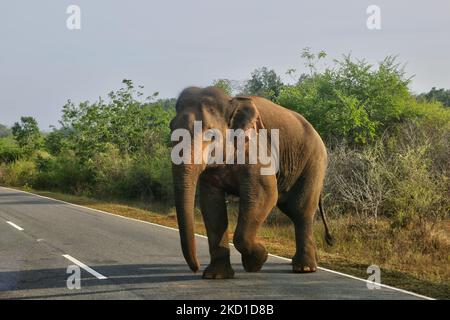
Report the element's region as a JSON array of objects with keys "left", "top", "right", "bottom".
[
  {"left": 11, "top": 116, "right": 41, "bottom": 152},
  {"left": 300, "top": 47, "right": 327, "bottom": 77},
  {"left": 44, "top": 127, "right": 72, "bottom": 155},
  {"left": 278, "top": 54, "right": 413, "bottom": 145},
  {"left": 59, "top": 79, "right": 173, "bottom": 160},
  {"left": 243, "top": 67, "right": 284, "bottom": 101},
  {"left": 0, "top": 124, "right": 11, "bottom": 138},
  {"left": 418, "top": 87, "right": 450, "bottom": 107},
  {"left": 212, "top": 79, "right": 233, "bottom": 95}
]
